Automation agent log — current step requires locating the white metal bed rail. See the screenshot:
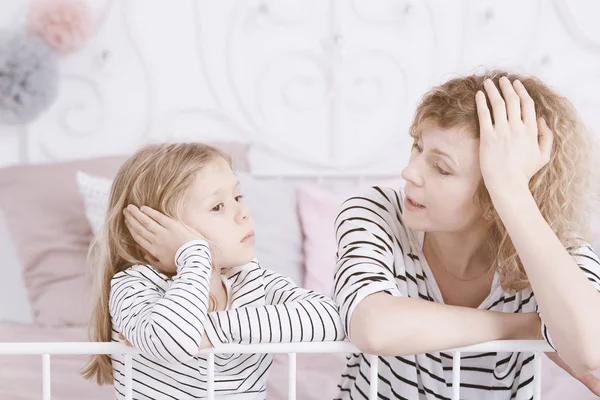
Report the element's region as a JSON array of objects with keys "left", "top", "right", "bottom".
[{"left": 0, "top": 340, "right": 553, "bottom": 400}]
